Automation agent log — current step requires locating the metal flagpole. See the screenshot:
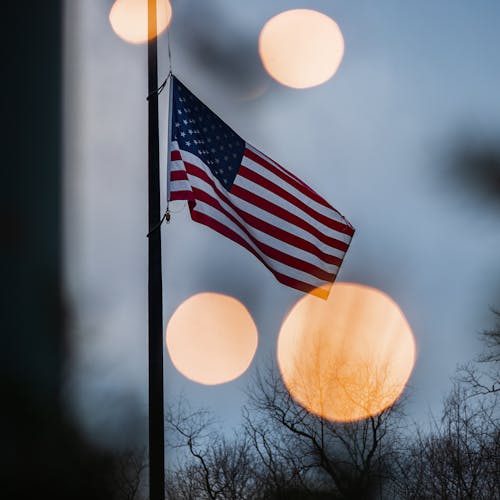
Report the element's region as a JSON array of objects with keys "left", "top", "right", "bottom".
[{"left": 147, "top": 0, "right": 165, "bottom": 499}]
